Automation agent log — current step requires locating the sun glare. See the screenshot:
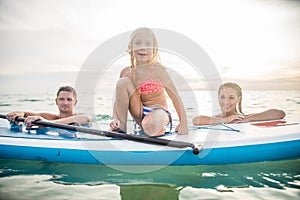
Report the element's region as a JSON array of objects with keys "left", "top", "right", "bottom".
[{"left": 199, "top": 0, "right": 295, "bottom": 80}]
